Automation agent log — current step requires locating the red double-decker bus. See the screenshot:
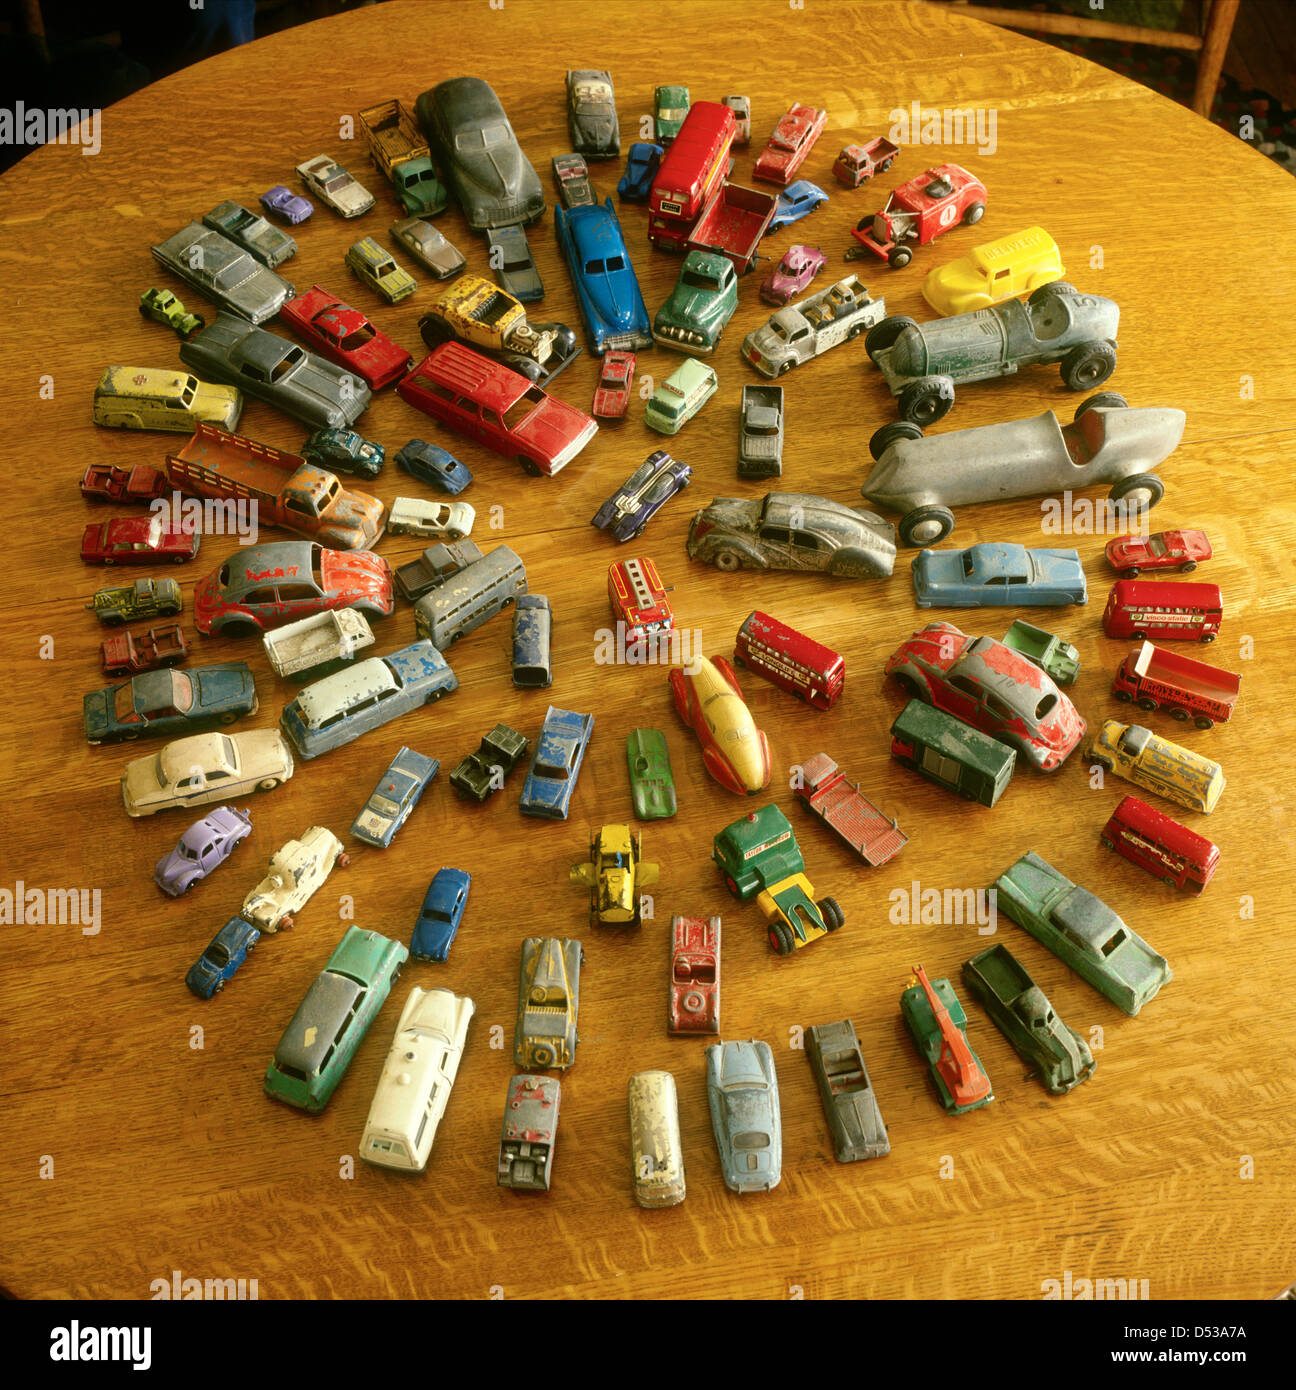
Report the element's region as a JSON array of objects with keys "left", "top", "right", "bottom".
[
  {"left": 734, "top": 610, "right": 845, "bottom": 710},
  {"left": 1102, "top": 579, "right": 1223, "bottom": 643},
  {"left": 648, "top": 101, "right": 737, "bottom": 252},
  {"left": 1100, "top": 794, "right": 1220, "bottom": 893}
]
